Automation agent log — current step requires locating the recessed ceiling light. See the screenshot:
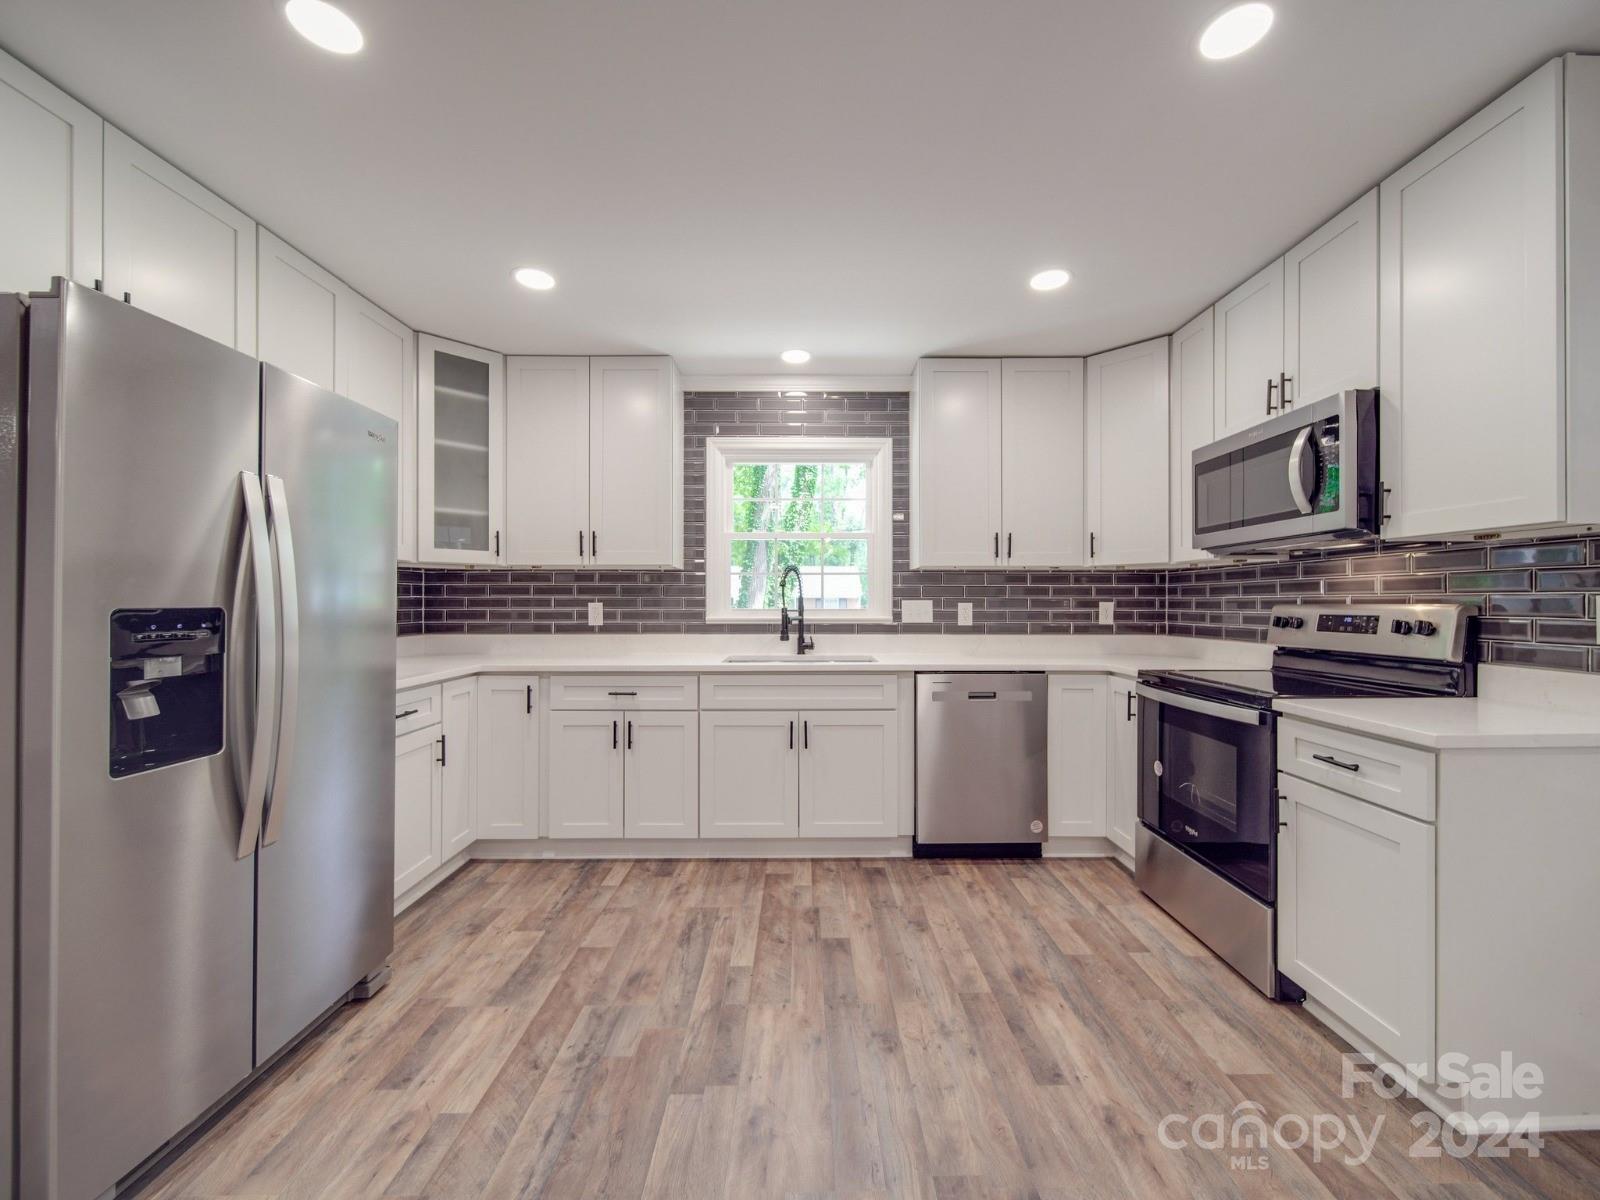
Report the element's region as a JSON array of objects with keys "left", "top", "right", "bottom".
[
  {"left": 1029, "top": 268, "right": 1071, "bottom": 291},
  {"left": 780, "top": 349, "right": 811, "bottom": 365},
  {"left": 284, "top": 0, "right": 364, "bottom": 55},
  {"left": 512, "top": 267, "right": 556, "bottom": 291},
  {"left": 1199, "top": 3, "right": 1274, "bottom": 60}
]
